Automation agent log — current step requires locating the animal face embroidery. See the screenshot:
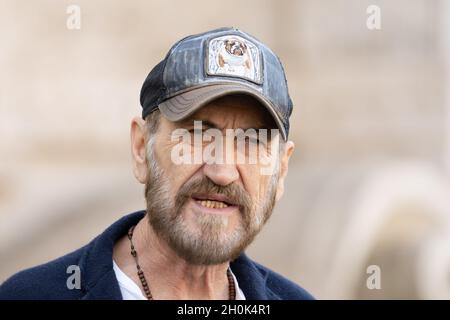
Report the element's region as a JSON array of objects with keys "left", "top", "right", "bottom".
[{"left": 206, "top": 35, "right": 262, "bottom": 84}]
